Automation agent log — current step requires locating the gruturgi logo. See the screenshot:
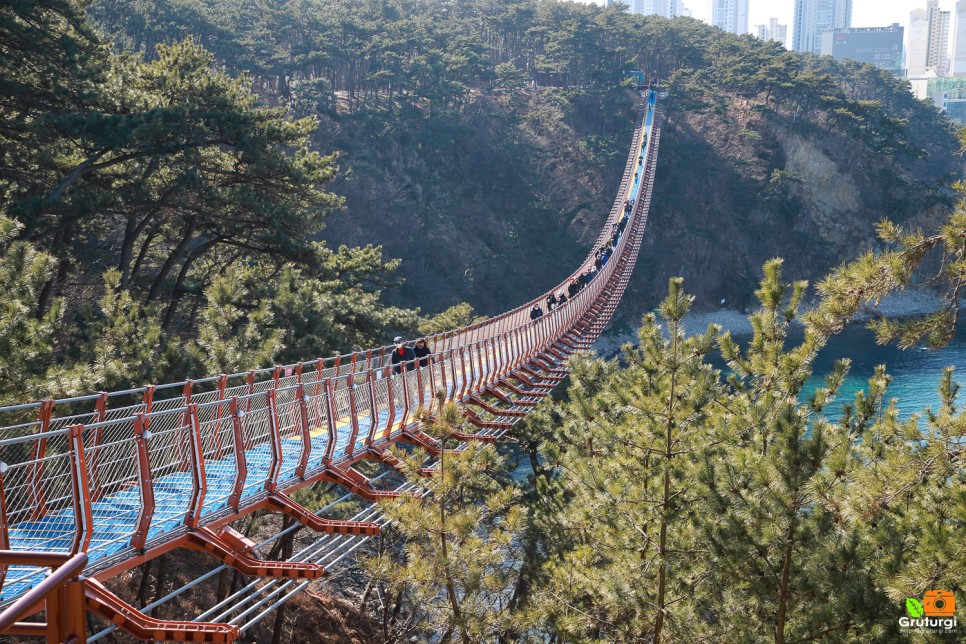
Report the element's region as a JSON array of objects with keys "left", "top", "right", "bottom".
[{"left": 901, "top": 590, "right": 957, "bottom": 634}]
